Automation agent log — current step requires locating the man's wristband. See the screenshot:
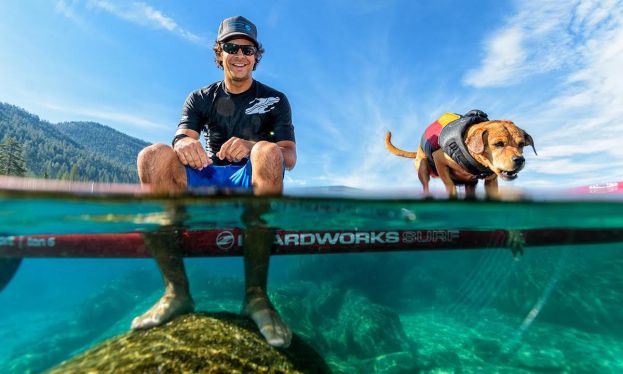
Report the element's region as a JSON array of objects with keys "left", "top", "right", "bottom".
[{"left": 172, "top": 134, "right": 190, "bottom": 148}]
